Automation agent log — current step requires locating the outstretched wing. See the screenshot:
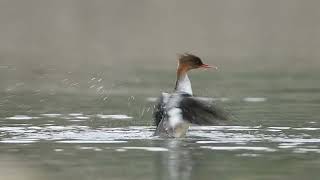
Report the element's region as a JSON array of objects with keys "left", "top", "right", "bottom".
[
  {"left": 179, "top": 96, "right": 228, "bottom": 125},
  {"left": 153, "top": 93, "right": 170, "bottom": 126}
]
